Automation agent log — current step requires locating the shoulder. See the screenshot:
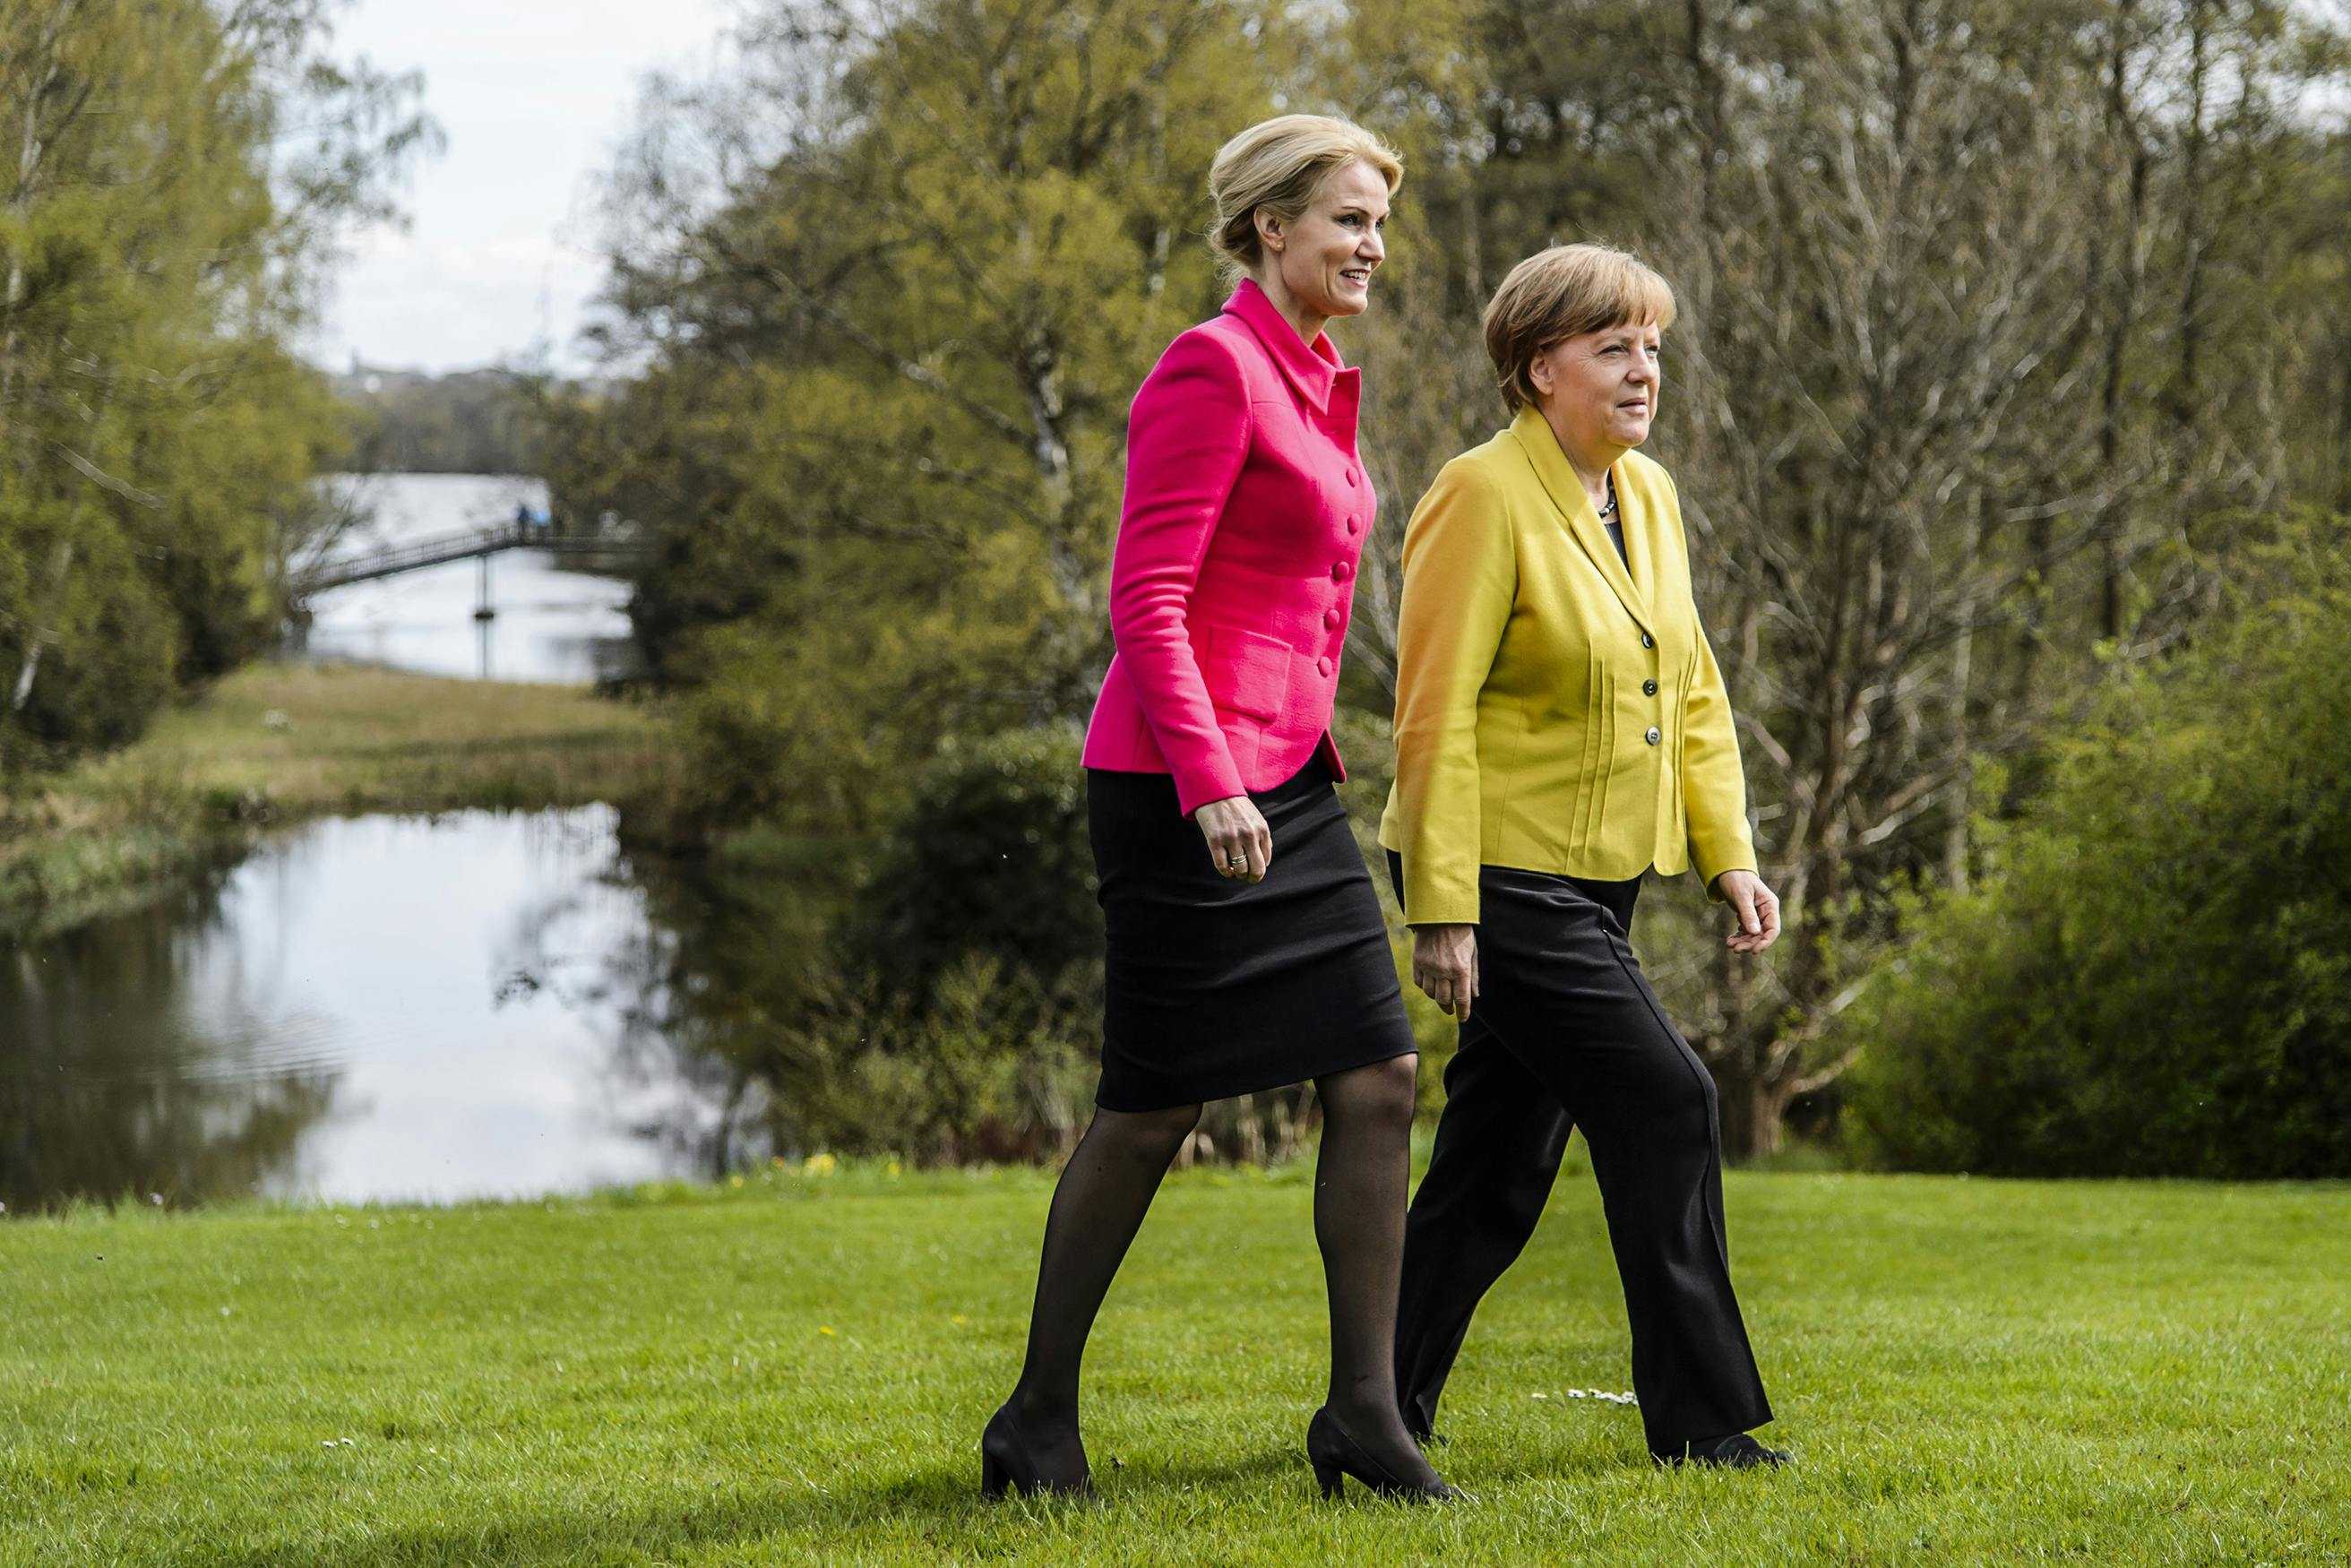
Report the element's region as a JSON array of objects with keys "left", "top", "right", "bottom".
[
  {"left": 1157, "top": 316, "right": 1257, "bottom": 383},
  {"left": 1428, "top": 427, "right": 1530, "bottom": 508},
  {"left": 1619, "top": 447, "right": 1680, "bottom": 506},
  {"left": 1133, "top": 317, "right": 1256, "bottom": 413},
  {"left": 1407, "top": 441, "right": 1519, "bottom": 564}
]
